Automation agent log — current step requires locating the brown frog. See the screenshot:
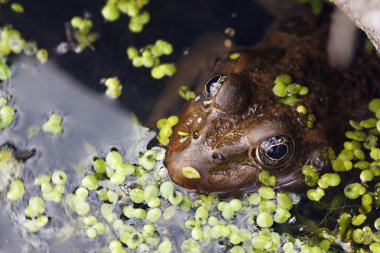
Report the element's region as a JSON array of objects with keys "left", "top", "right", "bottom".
[{"left": 164, "top": 10, "right": 380, "bottom": 194}]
